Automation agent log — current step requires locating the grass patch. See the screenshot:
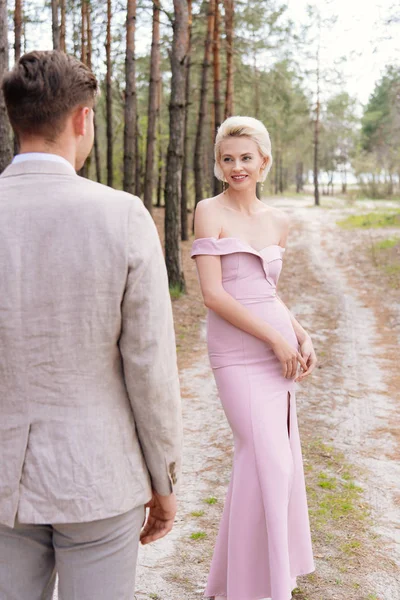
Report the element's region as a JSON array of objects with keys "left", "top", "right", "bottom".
[
  {"left": 191, "top": 510, "right": 205, "bottom": 517},
  {"left": 373, "top": 236, "right": 400, "bottom": 250},
  {"left": 305, "top": 438, "right": 368, "bottom": 527},
  {"left": 149, "top": 594, "right": 161, "bottom": 600},
  {"left": 190, "top": 531, "right": 207, "bottom": 540},
  {"left": 204, "top": 496, "right": 218, "bottom": 505},
  {"left": 337, "top": 211, "right": 400, "bottom": 229},
  {"left": 169, "top": 284, "right": 184, "bottom": 300},
  {"left": 318, "top": 472, "right": 337, "bottom": 490}
]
